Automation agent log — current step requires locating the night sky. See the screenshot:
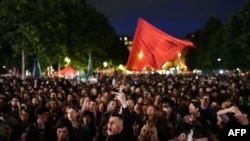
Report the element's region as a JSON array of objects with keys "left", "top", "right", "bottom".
[{"left": 86, "top": 0, "right": 245, "bottom": 38}]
